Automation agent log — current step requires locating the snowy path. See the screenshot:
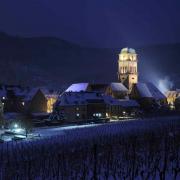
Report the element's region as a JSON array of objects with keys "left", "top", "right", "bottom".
[{"left": 33, "top": 123, "right": 101, "bottom": 137}]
